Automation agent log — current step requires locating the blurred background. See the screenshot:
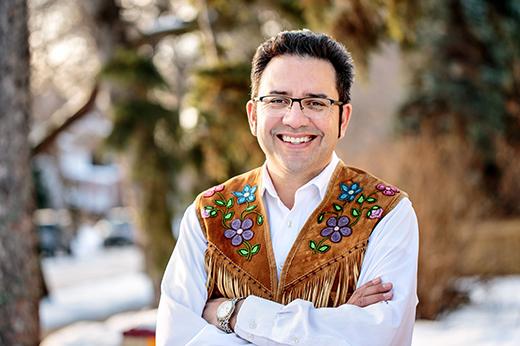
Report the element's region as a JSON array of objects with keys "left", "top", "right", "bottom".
[{"left": 1, "top": 0, "right": 519, "bottom": 345}]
